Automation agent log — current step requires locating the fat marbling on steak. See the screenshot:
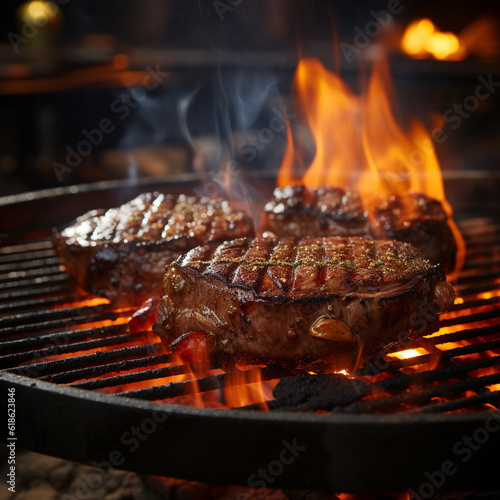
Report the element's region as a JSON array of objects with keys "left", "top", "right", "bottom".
[
  {"left": 261, "top": 185, "right": 459, "bottom": 275},
  {"left": 154, "top": 236, "right": 455, "bottom": 371},
  {"left": 53, "top": 192, "right": 254, "bottom": 306}
]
